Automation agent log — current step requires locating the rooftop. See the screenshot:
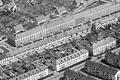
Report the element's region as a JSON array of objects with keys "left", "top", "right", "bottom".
[
  {"left": 111, "top": 47, "right": 120, "bottom": 54},
  {"left": 105, "top": 51, "right": 120, "bottom": 61},
  {"left": 6, "top": 2, "right": 117, "bottom": 41},
  {"left": 64, "top": 69, "right": 97, "bottom": 80},
  {"left": 85, "top": 60, "right": 119, "bottom": 76}
]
